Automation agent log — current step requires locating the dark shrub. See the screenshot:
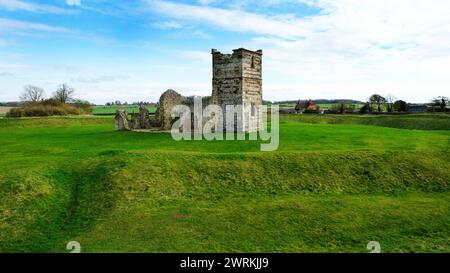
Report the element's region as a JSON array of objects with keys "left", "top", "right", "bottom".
[
  {"left": 41, "top": 98, "right": 63, "bottom": 107},
  {"left": 393, "top": 100, "right": 408, "bottom": 112},
  {"left": 360, "top": 102, "right": 371, "bottom": 114},
  {"left": 6, "top": 100, "right": 92, "bottom": 117},
  {"left": 6, "top": 108, "right": 25, "bottom": 117},
  {"left": 303, "top": 109, "right": 320, "bottom": 114},
  {"left": 71, "top": 99, "right": 93, "bottom": 114}
]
